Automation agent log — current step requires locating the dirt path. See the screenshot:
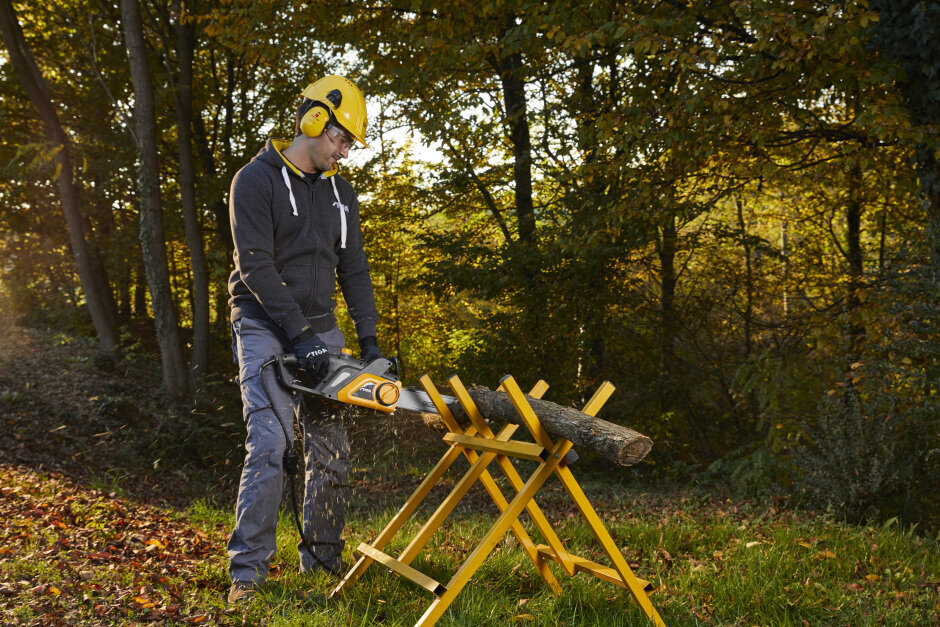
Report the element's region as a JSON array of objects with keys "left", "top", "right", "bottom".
[{"left": 0, "top": 325, "right": 244, "bottom": 508}]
